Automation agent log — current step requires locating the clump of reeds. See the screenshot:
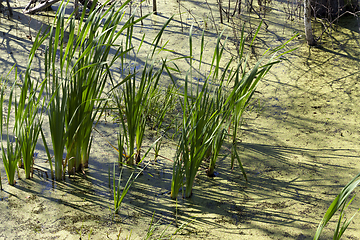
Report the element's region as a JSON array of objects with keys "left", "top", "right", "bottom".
[
  {"left": 14, "top": 28, "right": 48, "bottom": 180},
  {"left": 227, "top": 23, "right": 297, "bottom": 173},
  {"left": 110, "top": 16, "right": 175, "bottom": 166},
  {"left": 112, "top": 59, "right": 167, "bottom": 165},
  {"left": 171, "top": 27, "right": 230, "bottom": 199},
  {"left": 15, "top": 76, "right": 45, "bottom": 180},
  {"left": 36, "top": 0, "right": 151, "bottom": 179},
  {"left": 0, "top": 25, "right": 48, "bottom": 183},
  {"left": 171, "top": 23, "right": 297, "bottom": 199}
]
